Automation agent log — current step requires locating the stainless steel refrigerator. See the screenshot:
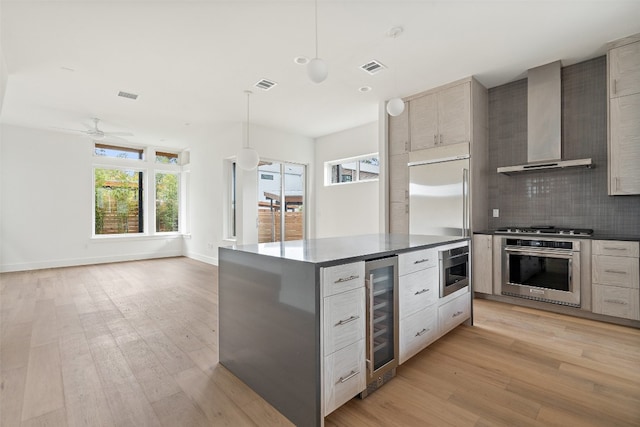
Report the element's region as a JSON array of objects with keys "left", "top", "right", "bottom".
[{"left": 408, "top": 144, "right": 470, "bottom": 237}]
